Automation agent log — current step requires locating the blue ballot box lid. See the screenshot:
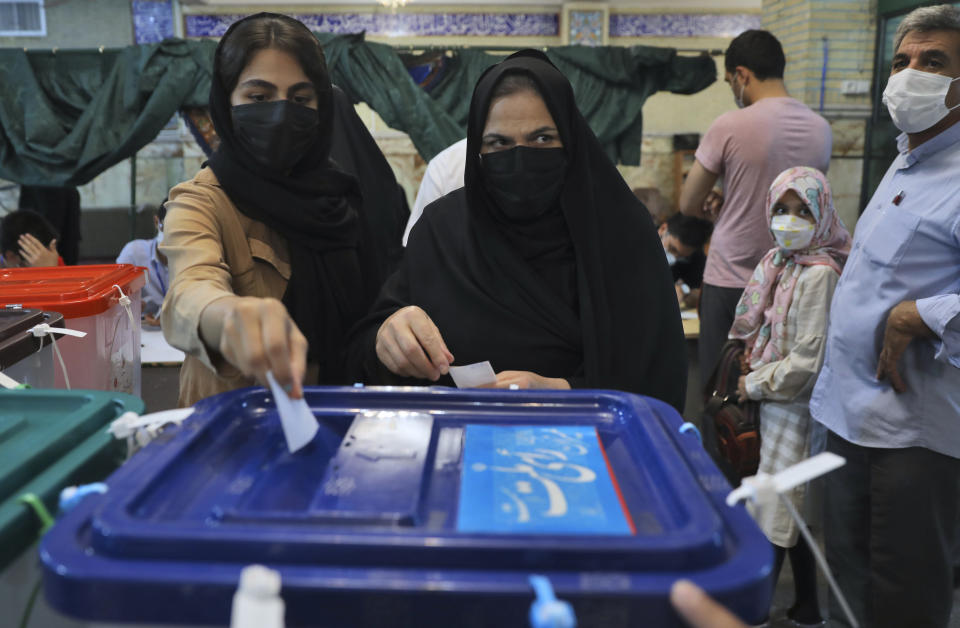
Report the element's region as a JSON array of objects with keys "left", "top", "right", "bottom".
[{"left": 41, "top": 386, "right": 773, "bottom": 626}]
